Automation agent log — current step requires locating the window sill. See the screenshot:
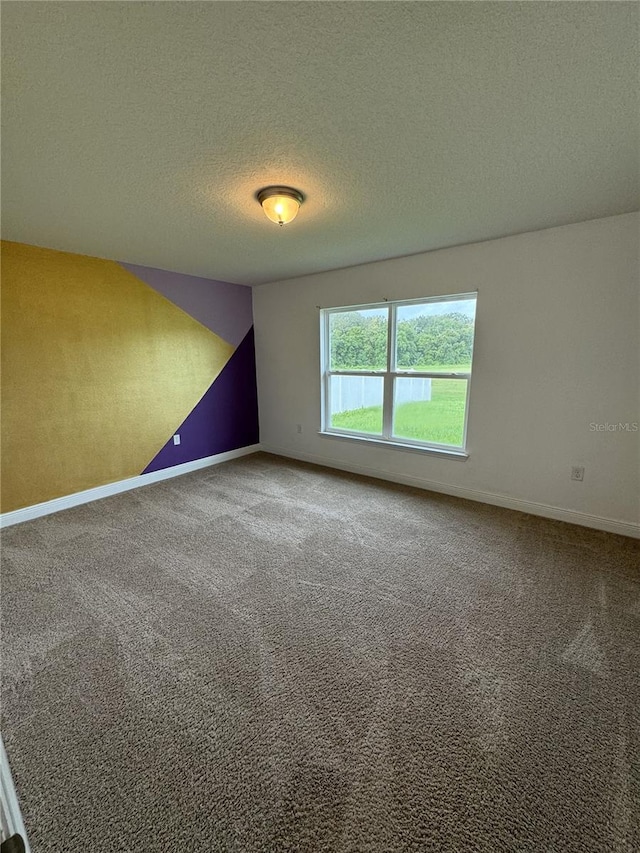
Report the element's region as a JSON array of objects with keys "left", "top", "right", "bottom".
[{"left": 317, "top": 431, "right": 469, "bottom": 460}]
